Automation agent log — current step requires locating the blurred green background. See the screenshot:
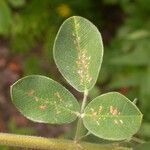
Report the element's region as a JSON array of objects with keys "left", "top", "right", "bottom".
[{"left": 0, "top": 0, "right": 150, "bottom": 149}]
